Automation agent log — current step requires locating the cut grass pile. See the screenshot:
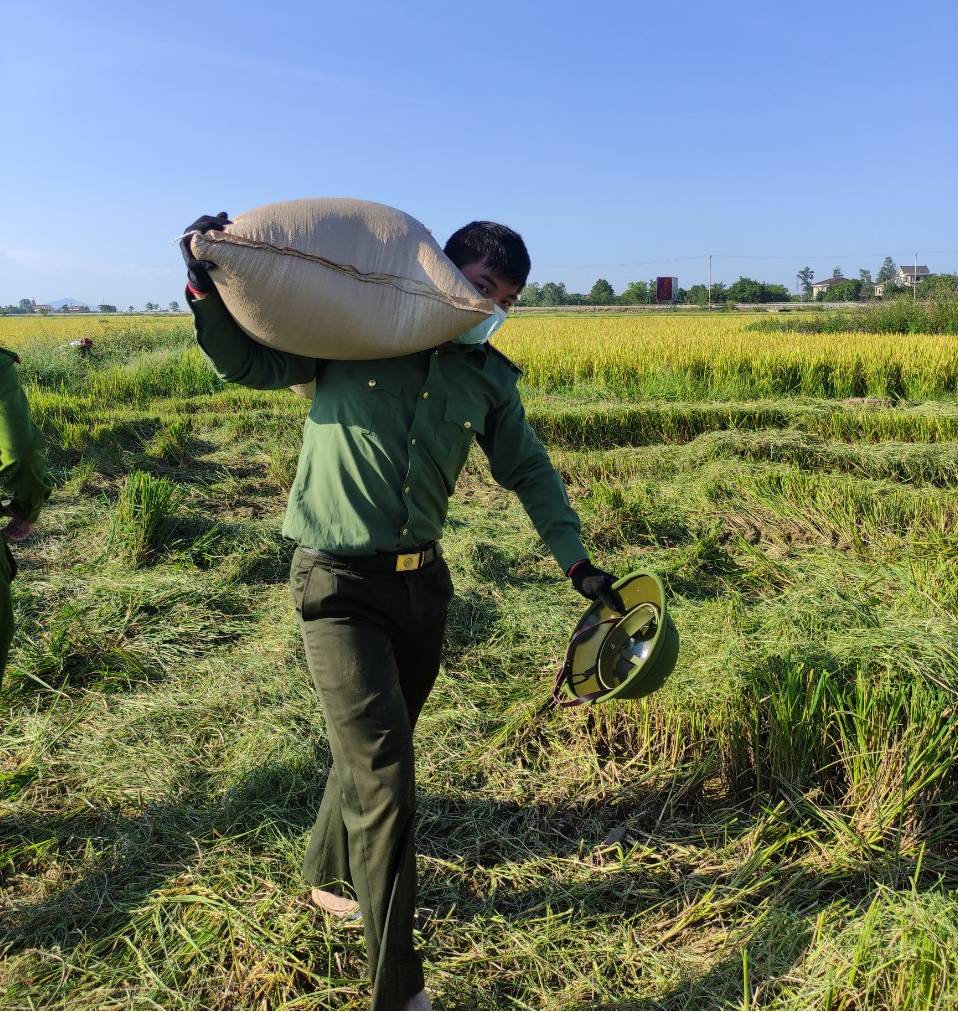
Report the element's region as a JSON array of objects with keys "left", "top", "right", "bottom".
[{"left": 1, "top": 314, "right": 957, "bottom": 1010}]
